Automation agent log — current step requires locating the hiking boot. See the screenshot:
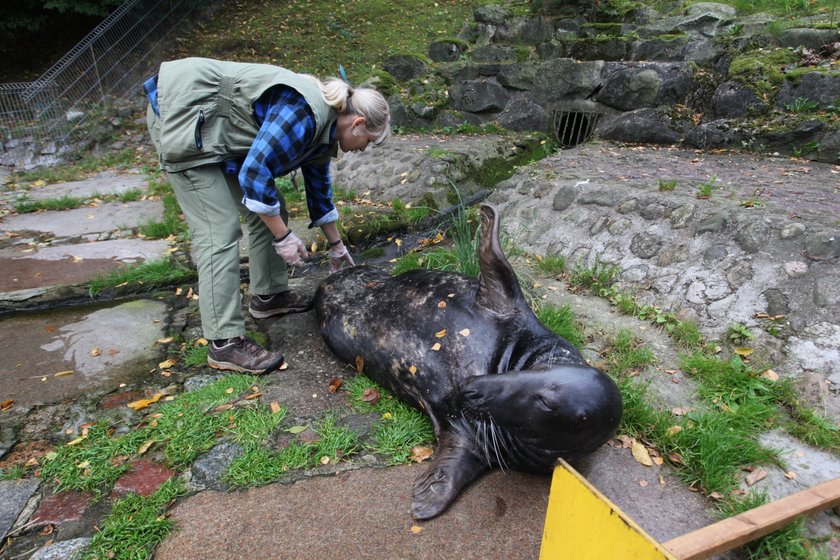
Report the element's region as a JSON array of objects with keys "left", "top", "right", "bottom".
[
  {"left": 207, "top": 337, "right": 285, "bottom": 374},
  {"left": 248, "top": 291, "right": 313, "bottom": 319}
]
